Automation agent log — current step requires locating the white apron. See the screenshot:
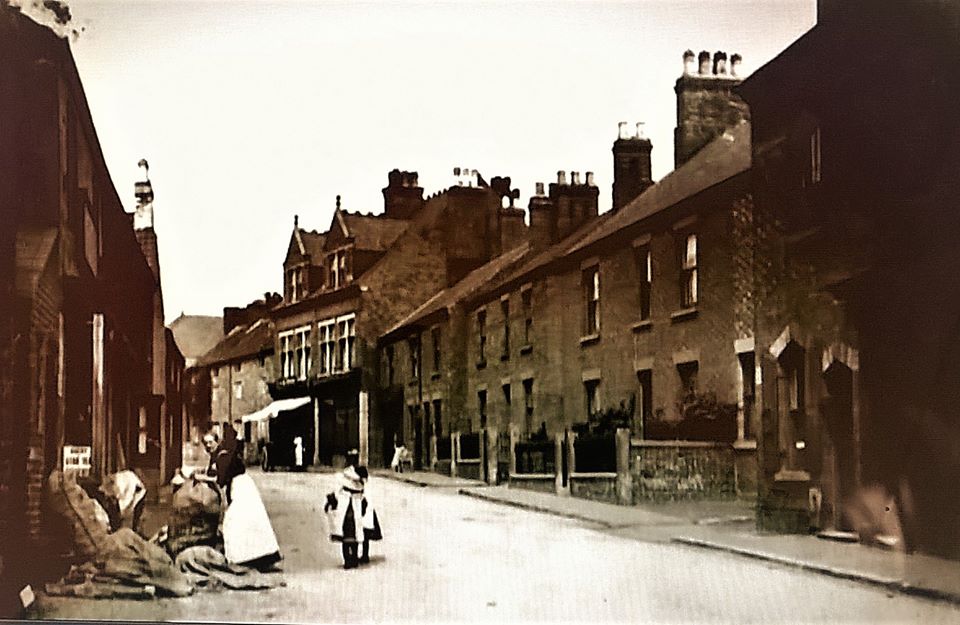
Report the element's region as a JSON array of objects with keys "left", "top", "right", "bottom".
[{"left": 222, "top": 472, "right": 281, "bottom": 564}]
